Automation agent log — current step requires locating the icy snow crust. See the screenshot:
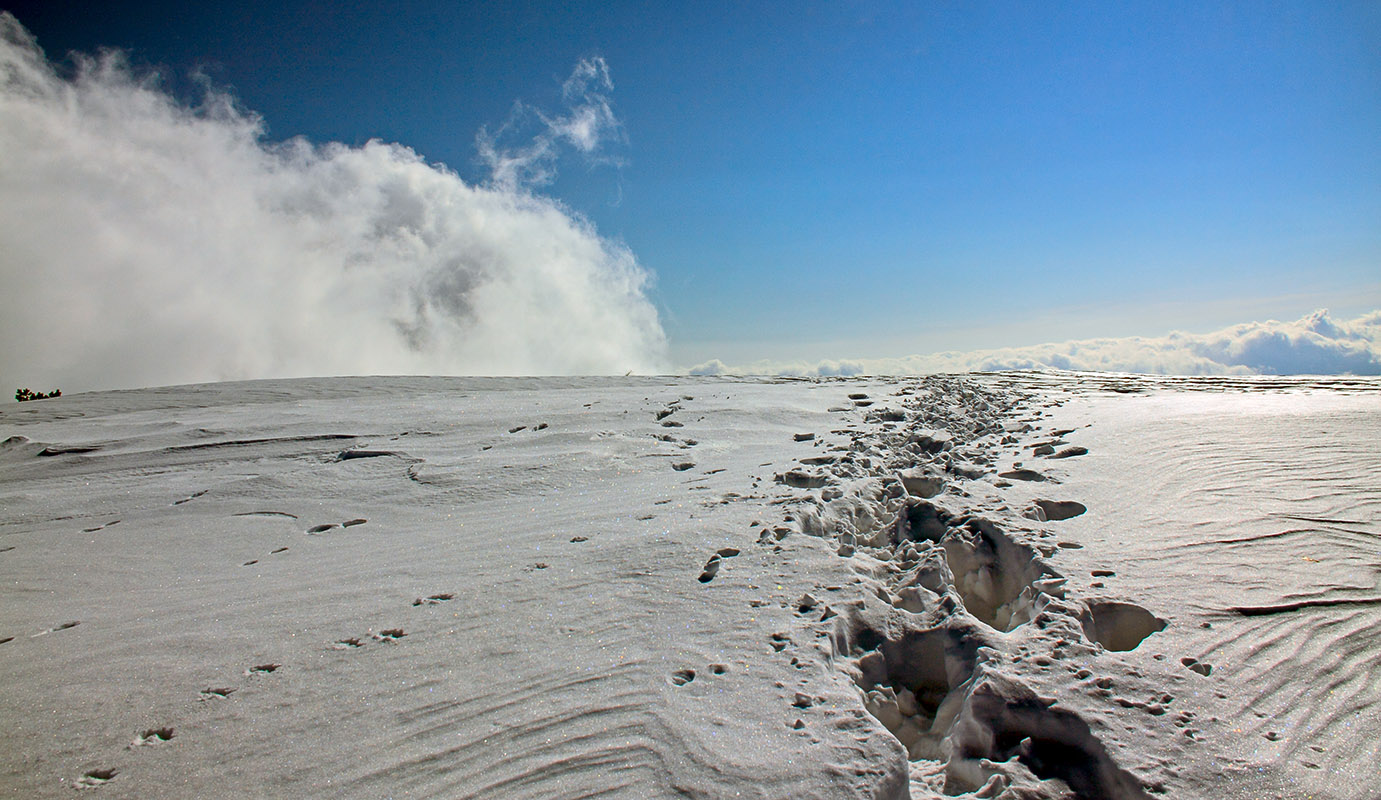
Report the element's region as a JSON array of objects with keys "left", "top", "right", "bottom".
[{"left": 0, "top": 373, "right": 1377, "bottom": 798}]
